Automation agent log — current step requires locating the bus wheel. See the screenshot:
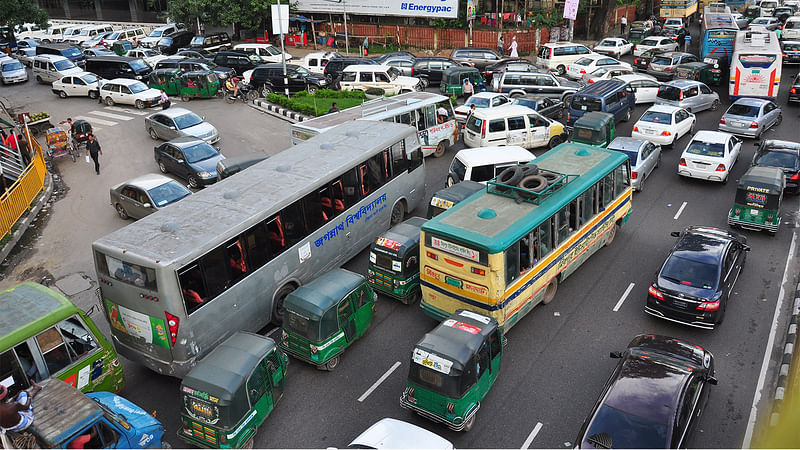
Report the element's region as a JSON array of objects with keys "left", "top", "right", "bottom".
[
  {"left": 463, "top": 413, "right": 476, "bottom": 432},
  {"left": 272, "top": 284, "right": 295, "bottom": 325},
  {"left": 605, "top": 224, "right": 617, "bottom": 246},
  {"left": 391, "top": 201, "right": 405, "bottom": 225},
  {"left": 543, "top": 278, "right": 558, "bottom": 304},
  {"left": 325, "top": 355, "right": 340, "bottom": 371},
  {"left": 434, "top": 141, "right": 446, "bottom": 158}
]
